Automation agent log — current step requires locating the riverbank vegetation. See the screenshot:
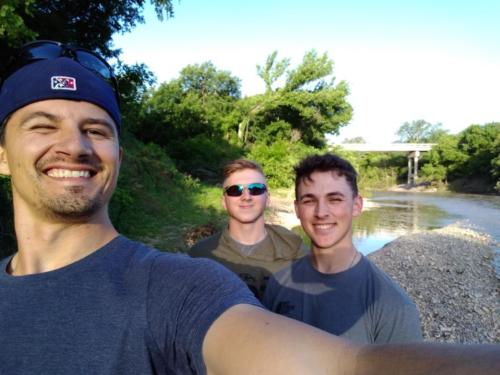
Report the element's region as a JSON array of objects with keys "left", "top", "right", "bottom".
[{"left": 1, "top": 1, "right": 498, "bottom": 256}]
